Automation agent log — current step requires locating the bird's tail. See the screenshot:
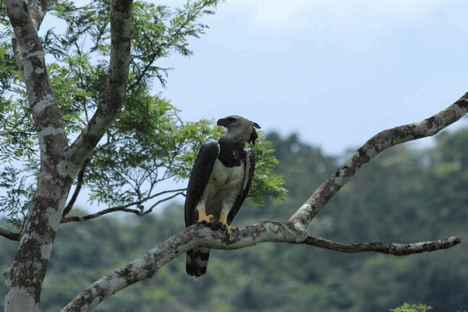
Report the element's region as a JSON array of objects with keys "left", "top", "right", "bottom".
[{"left": 186, "top": 247, "right": 211, "bottom": 280}]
